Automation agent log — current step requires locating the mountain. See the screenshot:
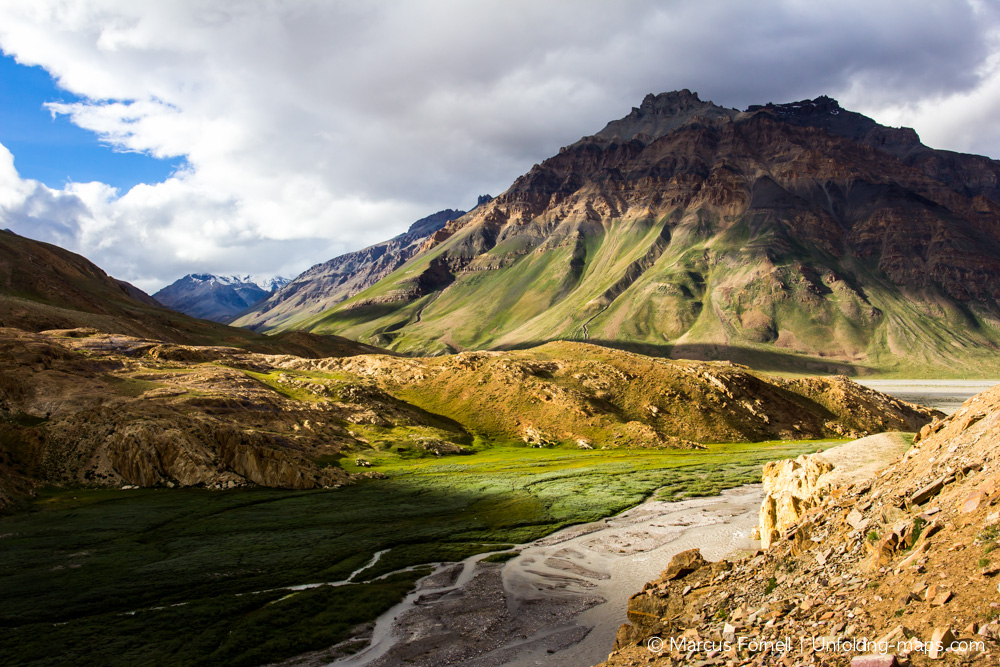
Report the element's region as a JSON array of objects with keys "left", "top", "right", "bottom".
[
  {"left": 233, "top": 208, "right": 467, "bottom": 331},
  {"left": 287, "top": 91, "right": 1000, "bottom": 376},
  {"left": 0, "top": 229, "right": 387, "bottom": 358},
  {"left": 154, "top": 273, "right": 290, "bottom": 323}
]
